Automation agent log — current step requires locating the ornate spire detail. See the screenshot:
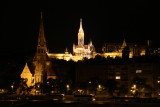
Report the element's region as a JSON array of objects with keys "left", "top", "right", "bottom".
[
  {"left": 78, "top": 18, "right": 84, "bottom": 46},
  {"left": 37, "top": 12, "right": 47, "bottom": 53},
  {"left": 90, "top": 40, "right": 93, "bottom": 46},
  {"left": 65, "top": 48, "right": 68, "bottom": 52},
  {"left": 122, "top": 39, "right": 127, "bottom": 48},
  {"left": 79, "top": 18, "right": 83, "bottom": 30}
]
